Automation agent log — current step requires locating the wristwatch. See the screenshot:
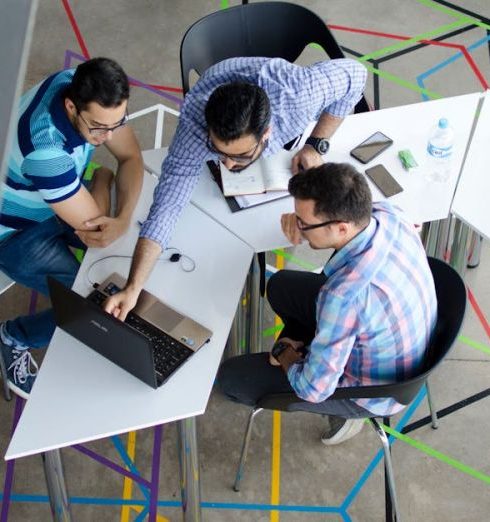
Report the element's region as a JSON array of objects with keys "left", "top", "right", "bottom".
[
  {"left": 305, "top": 136, "right": 330, "bottom": 155},
  {"left": 271, "top": 340, "right": 290, "bottom": 361}
]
